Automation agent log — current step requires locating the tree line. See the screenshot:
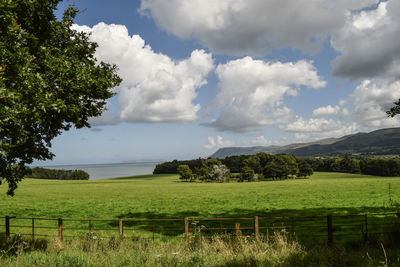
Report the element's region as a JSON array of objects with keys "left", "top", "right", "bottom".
[
  {"left": 26, "top": 167, "right": 90, "bottom": 180},
  {"left": 154, "top": 153, "right": 400, "bottom": 182},
  {"left": 154, "top": 153, "right": 314, "bottom": 182},
  {"left": 304, "top": 155, "right": 400, "bottom": 176}
]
